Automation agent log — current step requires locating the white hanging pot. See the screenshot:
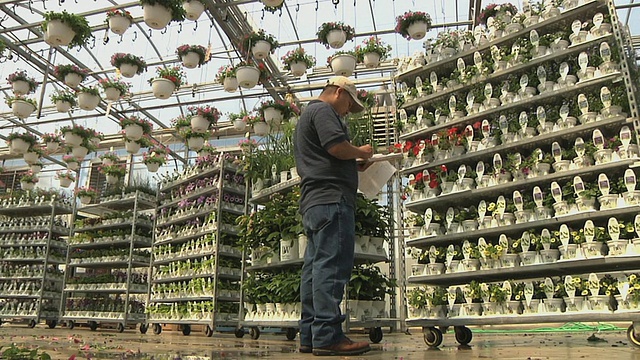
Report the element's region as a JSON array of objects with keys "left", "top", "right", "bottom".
[
  {"left": 253, "top": 121, "right": 270, "bottom": 136},
  {"left": 23, "top": 151, "right": 40, "bottom": 165},
  {"left": 108, "top": 15, "right": 131, "bottom": 35},
  {"left": 11, "top": 100, "right": 35, "bottom": 119},
  {"left": 233, "top": 120, "right": 246, "bottom": 131},
  {"left": 72, "top": 145, "right": 89, "bottom": 160},
  {"left": 330, "top": 54, "right": 357, "bottom": 77},
  {"left": 66, "top": 161, "right": 79, "bottom": 171},
  {"left": 263, "top": 107, "right": 283, "bottom": 123},
  {"left": 64, "top": 73, "right": 83, "bottom": 88},
  {"left": 146, "top": 162, "right": 161, "bottom": 172},
  {"left": 223, "top": 77, "right": 238, "bottom": 92},
  {"left": 102, "top": 158, "right": 114, "bottom": 166},
  {"left": 30, "top": 164, "right": 42, "bottom": 174},
  {"left": 187, "top": 137, "right": 206, "bottom": 151},
  {"left": 251, "top": 40, "right": 272, "bottom": 60},
  {"left": 261, "top": 0, "right": 284, "bottom": 6},
  {"left": 182, "top": 52, "right": 201, "bottom": 69},
  {"left": 125, "top": 140, "right": 141, "bottom": 154},
  {"left": 143, "top": 3, "right": 173, "bottom": 30},
  {"left": 44, "top": 19, "right": 75, "bottom": 46},
  {"left": 190, "top": 115, "right": 210, "bottom": 133},
  {"left": 363, "top": 52, "right": 381, "bottom": 68},
  {"left": 55, "top": 100, "right": 72, "bottom": 113},
  {"left": 183, "top": 0, "right": 206, "bottom": 21},
  {"left": 151, "top": 78, "right": 176, "bottom": 99},
  {"left": 59, "top": 177, "right": 73, "bottom": 188},
  {"left": 289, "top": 61, "right": 307, "bottom": 77},
  {"left": 77, "top": 92, "right": 100, "bottom": 111},
  {"left": 9, "top": 138, "right": 30, "bottom": 154},
  {"left": 103, "top": 87, "right": 122, "bottom": 102},
  {"left": 326, "top": 30, "right": 347, "bottom": 49},
  {"left": 21, "top": 181, "right": 35, "bottom": 191},
  {"left": 105, "top": 174, "right": 120, "bottom": 184},
  {"left": 124, "top": 124, "right": 144, "bottom": 141},
  {"left": 80, "top": 196, "right": 92, "bottom": 205},
  {"left": 11, "top": 81, "right": 30, "bottom": 96},
  {"left": 236, "top": 66, "right": 260, "bottom": 89},
  {"left": 119, "top": 63, "right": 138, "bottom": 78},
  {"left": 46, "top": 142, "right": 60, "bottom": 153},
  {"left": 90, "top": 137, "right": 100, "bottom": 147},
  {"left": 64, "top": 132, "right": 83, "bottom": 147},
  {"left": 408, "top": 21, "right": 428, "bottom": 40}
]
